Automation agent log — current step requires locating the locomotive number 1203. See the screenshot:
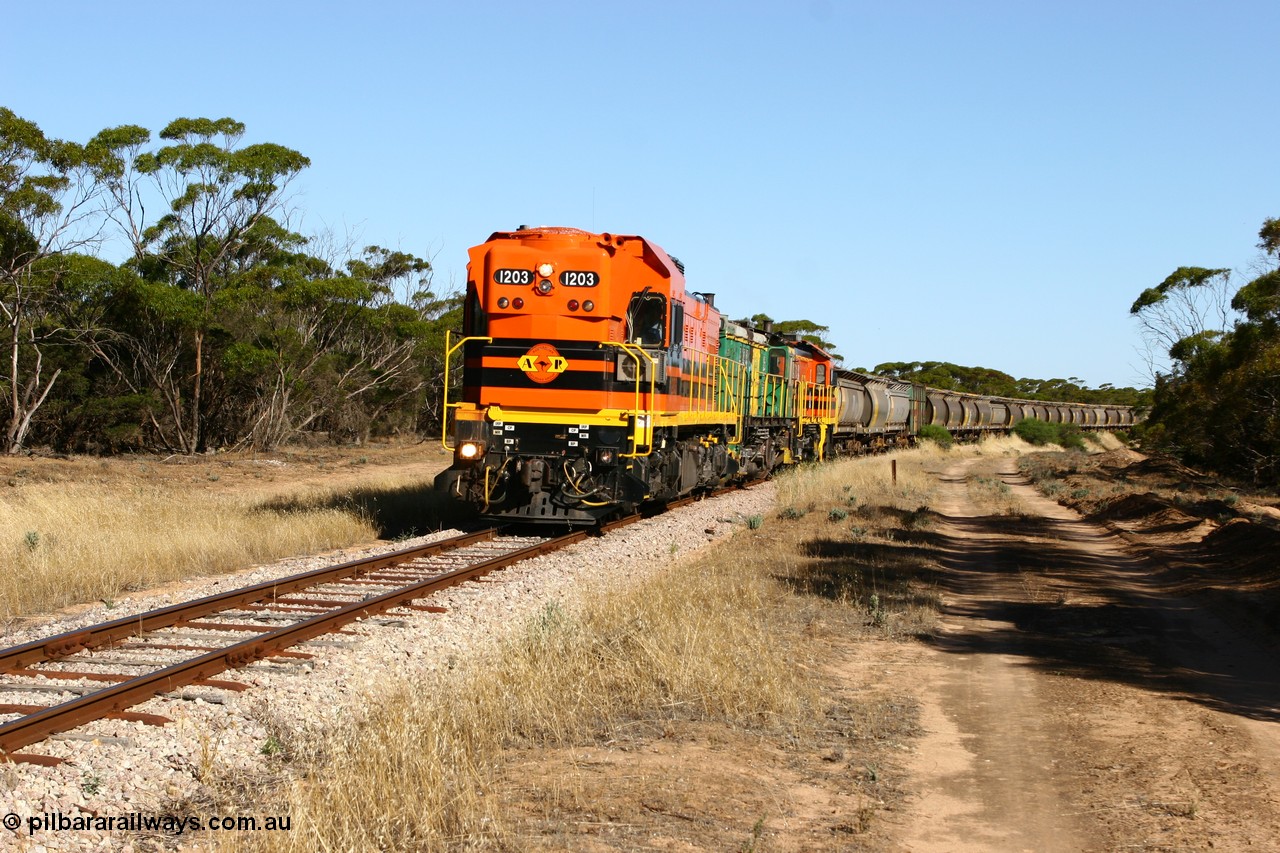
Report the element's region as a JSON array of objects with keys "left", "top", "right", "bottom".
[
  {"left": 559, "top": 271, "right": 599, "bottom": 287},
  {"left": 494, "top": 269, "right": 533, "bottom": 285}
]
